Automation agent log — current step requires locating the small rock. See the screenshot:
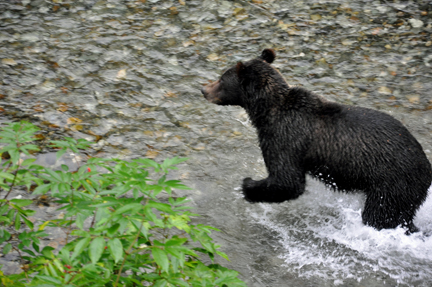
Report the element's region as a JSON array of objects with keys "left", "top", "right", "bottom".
[
  {"left": 342, "top": 39, "right": 356, "bottom": 46},
  {"left": 182, "top": 40, "right": 194, "bottom": 47},
  {"left": 116, "top": 69, "right": 127, "bottom": 79},
  {"left": 207, "top": 53, "right": 219, "bottom": 61},
  {"left": 233, "top": 7, "right": 245, "bottom": 16},
  {"left": 146, "top": 150, "right": 159, "bottom": 159},
  {"left": 408, "top": 19, "right": 423, "bottom": 28},
  {"left": 378, "top": 86, "right": 392, "bottom": 95},
  {"left": 310, "top": 14, "right": 322, "bottom": 21},
  {"left": 41, "top": 80, "right": 56, "bottom": 91},
  {"left": 67, "top": 117, "right": 82, "bottom": 124},
  {"left": 2, "top": 58, "right": 17, "bottom": 66},
  {"left": 406, "top": 95, "right": 420, "bottom": 104}
]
